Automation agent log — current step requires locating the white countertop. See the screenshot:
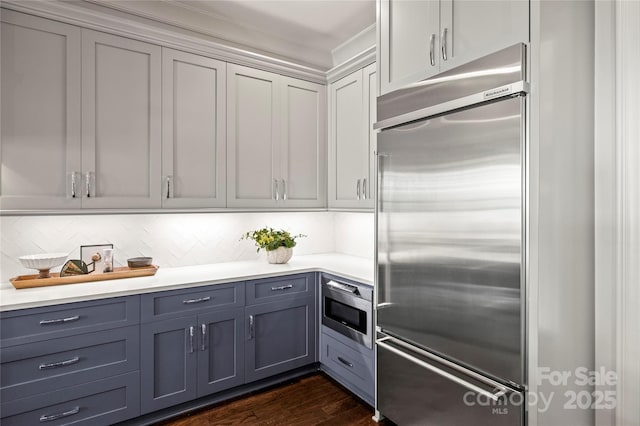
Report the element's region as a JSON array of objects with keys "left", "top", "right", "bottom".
[{"left": 0, "top": 253, "right": 374, "bottom": 312}]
